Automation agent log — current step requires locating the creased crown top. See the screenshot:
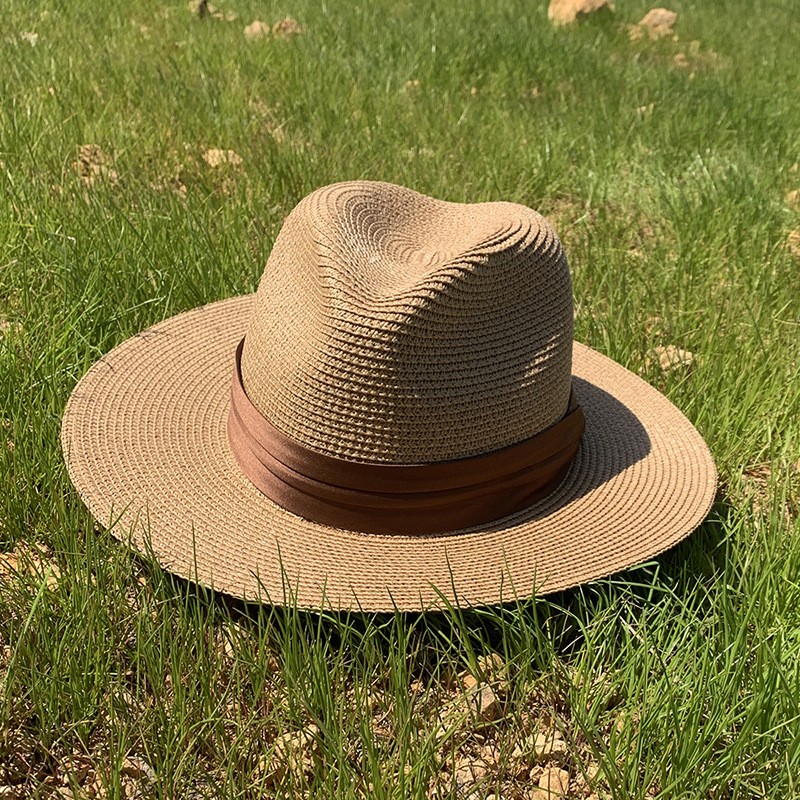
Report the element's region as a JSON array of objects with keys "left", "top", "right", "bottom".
[{"left": 241, "top": 181, "right": 573, "bottom": 464}]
